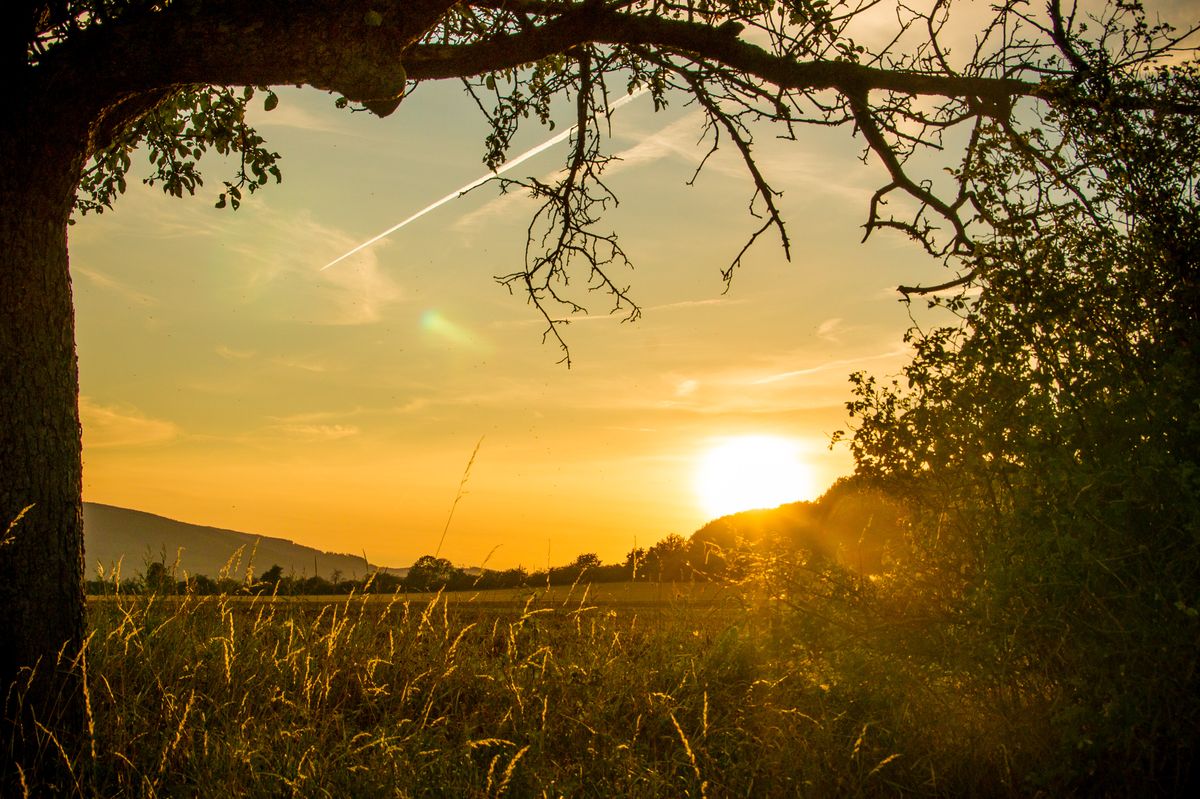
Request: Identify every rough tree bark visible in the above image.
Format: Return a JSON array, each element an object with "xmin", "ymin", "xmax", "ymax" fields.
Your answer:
[
  {"xmin": 0, "ymin": 2, "xmax": 459, "ymax": 784},
  {"xmin": 0, "ymin": 116, "xmax": 90, "ymax": 785}
]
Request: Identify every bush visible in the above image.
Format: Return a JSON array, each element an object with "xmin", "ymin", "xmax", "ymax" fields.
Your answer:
[{"xmin": 836, "ymin": 55, "xmax": 1200, "ymax": 792}]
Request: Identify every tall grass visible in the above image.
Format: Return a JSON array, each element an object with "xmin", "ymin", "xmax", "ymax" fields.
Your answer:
[
  {"xmin": 7, "ymin": 580, "xmax": 1062, "ymax": 797},
  {"xmin": 11, "ymin": 495, "xmax": 1047, "ymax": 796}
]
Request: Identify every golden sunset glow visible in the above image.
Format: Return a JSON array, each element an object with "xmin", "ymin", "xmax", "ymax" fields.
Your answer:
[
  {"xmin": 694, "ymin": 435, "xmax": 815, "ymax": 519},
  {"xmin": 71, "ymin": 84, "xmax": 935, "ymax": 570}
]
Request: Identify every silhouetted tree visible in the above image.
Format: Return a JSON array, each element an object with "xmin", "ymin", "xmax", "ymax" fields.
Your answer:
[
  {"xmin": 297, "ymin": 575, "xmax": 335, "ymax": 596},
  {"xmin": 364, "ymin": 571, "xmax": 403, "ymax": 594},
  {"xmin": 142, "ymin": 561, "xmax": 174, "ymax": 594},
  {"xmin": 259, "ymin": 564, "xmax": 284, "ymax": 586},
  {"xmin": 405, "ymin": 555, "xmax": 457, "ymax": 592},
  {"xmin": 2, "ymin": 0, "xmax": 1195, "ymax": 786},
  {"xmin": 645, "ymin": 535, "xmax": 691, "ymax": 582},
  {"xmin": 839, "ymin": 52, "xmax": 1200, "ymax": 788},
  {"xmin": 572, "ymin": 553, "xmax": 602, "ymax": 570},
  {"xmin": 184, "ymin": 574, "xmax": 218, "ymax": 595},
  {"xmin": 475, "ymin": 566, "xmax": 529, "ymax": 590}
]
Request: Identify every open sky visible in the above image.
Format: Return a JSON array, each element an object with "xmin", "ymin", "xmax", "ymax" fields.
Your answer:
[{"xmin": 72, "ymin": 57, "xmax": 958, "ymax": 573}]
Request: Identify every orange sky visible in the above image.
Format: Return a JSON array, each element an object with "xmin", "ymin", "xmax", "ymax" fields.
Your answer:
[{"xmin": 72, "ymin": 71, "xmax": 948, "ymax": 571}]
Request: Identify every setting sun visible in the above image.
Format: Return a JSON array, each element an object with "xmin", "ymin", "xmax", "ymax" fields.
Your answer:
[{"xmin": 694, "ymin": 435, "xmax": 816, "ymax": 519}]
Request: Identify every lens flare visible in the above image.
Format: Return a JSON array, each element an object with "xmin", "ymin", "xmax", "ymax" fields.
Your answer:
[{"xmin": 420, "ymin": 309, "xmax": 480, "ymax": 349}]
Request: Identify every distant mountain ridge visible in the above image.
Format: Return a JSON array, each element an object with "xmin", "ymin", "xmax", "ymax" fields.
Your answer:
[{"xmin": 83, "ymin": 503, "xmax": 374, "ymax": 581}]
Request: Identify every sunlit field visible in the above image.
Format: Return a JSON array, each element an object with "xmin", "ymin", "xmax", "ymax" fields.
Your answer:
[
  {"xmin": 77, "ymin": 586, "xmax": 823, "ymax": 797},
  {"xmin": 3, "ymin": 581, "xmax": 1031, "ymax": 797},
  {"xmin": 87, "ymin": 581, "xmax": 734, "ymax": 608}
]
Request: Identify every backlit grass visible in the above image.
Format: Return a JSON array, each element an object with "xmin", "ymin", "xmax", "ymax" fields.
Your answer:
[{"xmin": 12, "ymin": 583, "xmax": 1049, "ymax": 797}]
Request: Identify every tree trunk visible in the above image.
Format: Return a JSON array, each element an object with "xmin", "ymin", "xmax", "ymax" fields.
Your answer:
[{"xmin": 0, "ymin": 121, "xmax": 88, "ymax": 790}]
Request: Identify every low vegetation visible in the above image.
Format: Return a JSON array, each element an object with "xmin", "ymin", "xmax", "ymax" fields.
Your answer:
[{"xmin": 6, "ymin": 578, "xmax": 1062, "ymax": 797}]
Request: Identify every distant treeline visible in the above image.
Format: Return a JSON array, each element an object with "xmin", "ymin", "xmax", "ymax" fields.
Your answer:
[
  {"xmin": 86, "ymin": 481, "xmax": 903, "ymax": 596},
  {"xmin": 86, "ymin": 536, "xmax": 711, "ymax": 596}
]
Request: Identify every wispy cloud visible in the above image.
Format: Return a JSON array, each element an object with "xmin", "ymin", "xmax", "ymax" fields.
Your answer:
[
  {"xmin": 267, "ymin": 400, "xmax": 430, "ymax": 427},
  {"xmin": 488, "ymin": 296, "xmax": 742, "ymax": 330},
  {"xmin": 81, "ymin": 397, "xmax": 179, "ymax": 449},
  {"xmin": 752, "ymin": 347, "xmax": 908, "ymax": 385},
  {"xmin": 224, "ymin": 207, "xmax": 405, "ymax": 326},
  {"xmin": 252, "ymin": 103, "xmax": 351, "ymax": 136},
  {"xmin": 610, "ymin": 109, "xmax": 873, "ymax": 206},
  {"xmin": 71, "ymin": 182, "xmax": 229, "ymax": 241},
  {"xmin": 72, "ymin": 264, "xmax": 158, "ymax": 306},
  {"xmin": 216, "ymin": 345, "xmax": 255, "ymax": 360},
  {"xmin": 75, "ymin": 181, "xmax": 404, "ymax": 327},
  {"xmin": 274, "ymin": 423, "xmax": 359, "ymax": 441},
  {"xmin": 648, "ymin": 297, "xmax": 746, "ymax": 312},
  {"xmin": 675, "ymin": 379, "xmax": 699, "ymax": 397},
  {"xmin": 452, "ymin": 103, "xmax": 871, "ymax": 238},
  {"xmin": 816, "ymin": 317, "xmax": 844, "ymax": 342},
  {"xmin": 487, "ymin": 309, "xmax": 632, "ymax": 329},
  {"xmin": 451, "ymin": 186, "xmax": 538, "ymax": 233},
  {"xmin": 271, "ymin": 355, "xmax": 335, "ymax": 373},
  {"xmin": 270, "ymin": 409, "xmax": 353, "ymax": 425},
  {"xmin": 452, "ymin": 108, "xmax": 704, "ymax": 235},
  {"xmin": 324, "ymin": 91, "xmax": 648, "ymax": 266},
  {"xmin": 607, "ymin": 112, "xmax": 715, "ymax": 175},
  {"xmin": 393, "ymin": 398, "xmax": 430, "ymax": 414}
]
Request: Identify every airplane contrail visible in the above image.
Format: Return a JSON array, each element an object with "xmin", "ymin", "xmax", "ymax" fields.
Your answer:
[{"xmin": 321, "ymin": 90, "xmax": 647, "ymax": 271}]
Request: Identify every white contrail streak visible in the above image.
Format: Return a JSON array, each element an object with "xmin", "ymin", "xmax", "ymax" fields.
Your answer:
[{"xmin": 320, "ymin": 90, "xmax": 647, "ymax": 272}]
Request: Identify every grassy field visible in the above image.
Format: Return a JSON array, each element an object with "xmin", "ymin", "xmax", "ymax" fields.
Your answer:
[
  {"xmin": 86, "ymin": 581, "xmax": 737, "ymax": 608},
  {"xmin": 360, "ymin": 580, "xmax": 735, "ymax": 607},
  {"xmin": 10, "ymin": 582, "xmax": 1050, "ymax": 796}
]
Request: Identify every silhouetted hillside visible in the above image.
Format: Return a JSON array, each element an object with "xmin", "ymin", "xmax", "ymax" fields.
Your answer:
[
  {"xmin": 83, "ymin": 503, "xmax": 372, "ymax": 581},
  {"xmin": 691, "ymin": 480, "xmax": 905, "ymax": 574}
]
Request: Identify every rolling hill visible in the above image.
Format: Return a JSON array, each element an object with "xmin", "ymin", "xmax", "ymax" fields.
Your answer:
[
  {"xmin": 83, "ymin": 502, "xmax": 374, "ymax": 582},
  {"xmin": 689, "ymin": 480, "xmax": 906, "ymax": 575}
]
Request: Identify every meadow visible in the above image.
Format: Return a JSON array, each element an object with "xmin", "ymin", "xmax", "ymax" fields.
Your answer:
[{"xmin": 2, "ymin": 577, "xmax": 1058, "ymax": 798}]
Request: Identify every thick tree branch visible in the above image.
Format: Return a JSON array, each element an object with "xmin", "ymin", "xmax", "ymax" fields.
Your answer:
[
  {"xmin": 37, "ymin": 0, "xmax": 459, "ymax": 145},
  {"xmin": 32, "ymin": 0, "xmax": 1196, "ymax": 167},
  {"xmin": 407, "ymin": 8, "xmax": 1041, "ymax": 102},
  {"xmin": 42, "ymin": 1, "xmax": 1045, "ymax": 130}
]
